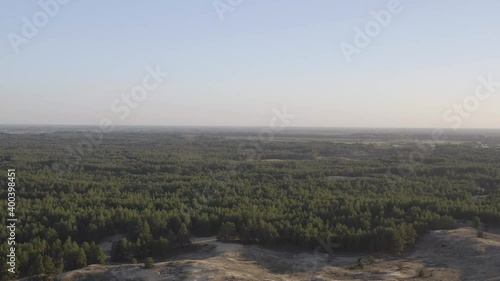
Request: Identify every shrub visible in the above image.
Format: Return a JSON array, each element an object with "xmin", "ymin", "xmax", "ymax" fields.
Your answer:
[
  {"xmin": 357, "ymin": 258, "xmax": 365, "ymax": 269},
  {"xmin": 144, "ymin": 257, "xmax": 154, "ymax": 269},
  {"xmin": 417, "ymin": 268, "xmax": 425, "ymax": 277},
  {"xmin": 368, "ymin": 256, "xmax": 375, "ymax": 265}
]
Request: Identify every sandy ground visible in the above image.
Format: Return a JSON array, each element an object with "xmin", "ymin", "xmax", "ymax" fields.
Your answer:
[{"xmin": 46, "ymin": 227, "xmax": 500, "ymax": 281}]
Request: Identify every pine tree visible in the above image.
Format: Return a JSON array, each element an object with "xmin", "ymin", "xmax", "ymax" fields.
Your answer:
[
  {"xmin": 144, "ymin": 257, "xmax": 154, "ymax": 269},
  {"xmin": 473, "ymin": 216, "xmax": 481, "ymax": 229},
  {"xmin": 94, "ymin": 245, "xmax": 106, "ymax": 264},
  {"xmin": 217, "ymin": 222, "xmax": 236, "ymax": 242},
  {"xmin": 194, "ymin": 214, "xmax": 211, "ymax": 236},
  {"xmin": 151, "ymin": 237, "xmax": 170, "ymax": 256},
  {"xmin": 111, "ymin": 238, "xmax": 130, "ymax": 262},
  {"xmin": 43, "ymin": 256, "xmax": 55, "ymax": 275},
  {"xmin": 240, "ymin": 223, "xmax": 252, "ymax": 243},
  {"xmin": 32, "ymin": 255, "xmax": 45, "ymax": 276},
  {"xmin": 85, "ymin": 242, "xmax": 106, "ymax": 265},
  {"xmin": 166, "ymin": 229, "xmax": 176, "ymax": 245},
  {"xmin": 76, "ymin": 248, "xmax": 87, "ymax": 268},
  {"xmin": 177, "ymin": 223, "xmax": 190, "ymax": 247}
]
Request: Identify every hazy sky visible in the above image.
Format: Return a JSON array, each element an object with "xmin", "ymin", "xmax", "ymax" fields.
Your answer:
[{"xmin": 1, "ymin": 0, "xmax": 500, "ymax": 128}]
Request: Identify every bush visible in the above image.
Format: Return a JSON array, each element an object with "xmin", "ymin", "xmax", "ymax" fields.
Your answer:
[
  {"xmin": 368, "ymin": 256, "xmax": 375, "ymax": 265},
  {"xmin": 348, "ymin": 264, "xmax": 357, "ymax": 270},
  {"xmin": 417, "ymin": 268, "xmax": 425, "ymax": 277},
  {"xmin": 472, "ymin": 216, "xmax": 481, "ymax": 229},
  {"xmin": 357, "ymin": 258, "xmax": 365, "ymax": 269},
  {"xmin": 144, "ymin": 257, "xmax": 154, "ymax": 269}
]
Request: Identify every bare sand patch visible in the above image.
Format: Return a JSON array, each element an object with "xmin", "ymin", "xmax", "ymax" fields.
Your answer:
[{"xmin": 48, "ymin": 227, "xmax": 500, "ymax": 281}]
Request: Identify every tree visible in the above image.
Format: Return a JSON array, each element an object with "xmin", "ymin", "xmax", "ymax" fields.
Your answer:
[
  {"xmin": 151, "ymin": 237, "xmax": 170, "ymax": 256},
  {"xmin": 137, "ymin": 221, "xmax": 153, "ymax": 243},
  {"xmin": 95, "ymin": 246, "xmax": 106, "ymax": 264},
  {"xmin": 6, "ymin": 132, "xmax": 500, "ymax": 277},
  {"xmin": 401, "ymin": 224, "xmax": 417, "ymax": 246},
  {"xmin": 63, "ymin": 238, "xmax": 85, "ymax": 270},
  {"xmin": 388, "ymin": 228, "xmax": 405, "ymax": 254},
  {"xmin": 32, "ymin": 255, "xmax": 45, "ymax": 276},
  {"xmin": 477, "ymin": 225, "xmax": 484, "ymax": 238},
  {"xmin": 111, "ymin": 238, "xmax": 131, "ymax": 262},
  {"xmin": 53, "ymin": 258, "xmax": 64, "ymax": 275},
  {"xmin": 194, "ymin": 214, "xmax": 211, "ymax": 236},
  {"xmin": 85, "ymin": 242, "xmax": 106, "ymax": 265},
  {"xmin": 76, "ymin": 248, "xmax": 87, "ymax": 268},
  {"xmin": 217, "ymin": 222, "xmax": 236, "ymax": 242},
  {"xmin": 43, "ymin": 256, "xmax": 55, "ymax": 276},
  {"xmin": 144, "ymin": 257, "xmax": 154, "ymax": 269},
  {"xmin": 177, "ymin": 223, "xmax": 190, "ymax": 247},
  {"xmin": 257, "ymin": 221, "xmax": 278, "ymax": 245},
  {"xmin": 0, "ymin": 257, "xmax": 11, "ymax": 281},
  {"xmin": 166, "ymin": 229, "xmax": 176, "ymax": 245},
  {"xmin": 473, "ymin": 216, "xmax": 484, "ymax": 238},
  {"xmin": 473, "ymin": 216, "xmax": 481, "ymax": 229}
]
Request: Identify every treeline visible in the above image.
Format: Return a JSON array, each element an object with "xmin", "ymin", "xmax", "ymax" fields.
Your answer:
[
  {"xmin": 0, "ymin": 132, "xmax": 499, "ymax": 279},
  {"xmin": 0, "ymin": 237, "xmax": 104, "ymax": 279}
]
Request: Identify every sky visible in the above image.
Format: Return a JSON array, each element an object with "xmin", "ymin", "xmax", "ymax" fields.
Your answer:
[{"xmin": 1, "ymin": 0, "xmax": 500, "ymax": 128}]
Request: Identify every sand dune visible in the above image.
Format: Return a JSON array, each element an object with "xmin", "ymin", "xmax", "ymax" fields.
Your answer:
[{"xmin": 49, "ymin": 227, "xmax": 500, "ymax": 281}]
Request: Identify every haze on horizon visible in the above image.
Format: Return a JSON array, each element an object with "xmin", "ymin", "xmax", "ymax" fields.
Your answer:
[{"xmin": 1, "ymin": 0, "xmax": 500, "ymax": 129}]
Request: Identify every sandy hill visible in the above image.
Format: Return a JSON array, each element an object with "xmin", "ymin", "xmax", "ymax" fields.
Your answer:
[{"xmin": 35, "ymin": 227, "xmax": 500, "ymax": 281}]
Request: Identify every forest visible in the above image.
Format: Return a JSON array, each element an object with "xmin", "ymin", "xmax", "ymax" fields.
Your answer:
[{"xmin": 0, "ymin": 128, "xmax": 499, "ymax": 280}]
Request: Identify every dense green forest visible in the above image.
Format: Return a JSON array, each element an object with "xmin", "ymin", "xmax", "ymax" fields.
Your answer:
[{"xmin": 0, "ymin": 129, "xmax": 499, "ymax": 280}]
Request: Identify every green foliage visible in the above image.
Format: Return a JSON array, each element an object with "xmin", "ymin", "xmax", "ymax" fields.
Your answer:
[
  {"xmin": 111, "ymin": 238, "xmax": 131, "ymax": 262},
  {"xmin": 477, "ymin": 227, "xmax": 484, "ymax": 238},
  {"xmin": 193, "ymin": 214, "xmax": 212, "ymax": 236},
  {"xmin": 368, "ymin": 256, "xmax": 375, "ymax": 265},
  {"xmin": 42, "ymin": 256, "xmax": 55, "ymax": 276},
  {"xmin": 32, "ymin": 255, "xmax": 45, "ymax": 276},
  {"xmin": 84, "ymin": 242, "xmax": 105, "ymax": 265},
  {"xmin": 177, "ymin": 223, "xmax": 190, "ymax": 247},
  {"xmin": 357, "ymin": 258, "xmax": 365, "ymax": 269},
  {"xmin": 473, "ymin": 216, "xmax": 485, "ymax": 238},
  {"xmin": 144, "ymin": 257, "xmax": 154, "ymax": 269},
  {"xmin": 473, "ymin": 216, "xmax": 481, "ymax": 229},
  {"xmin": 217, "ymin": 222, "xmax": 236, "ymax": 242},
  {"xmin": 1, "ymin": 131, "xmax": 500, "ymax": 278}
]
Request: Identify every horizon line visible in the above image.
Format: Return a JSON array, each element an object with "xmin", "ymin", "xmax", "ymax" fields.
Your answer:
[{"xmin": 1, "ymin": 123, "xmax": 500, "ymax": 130}]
